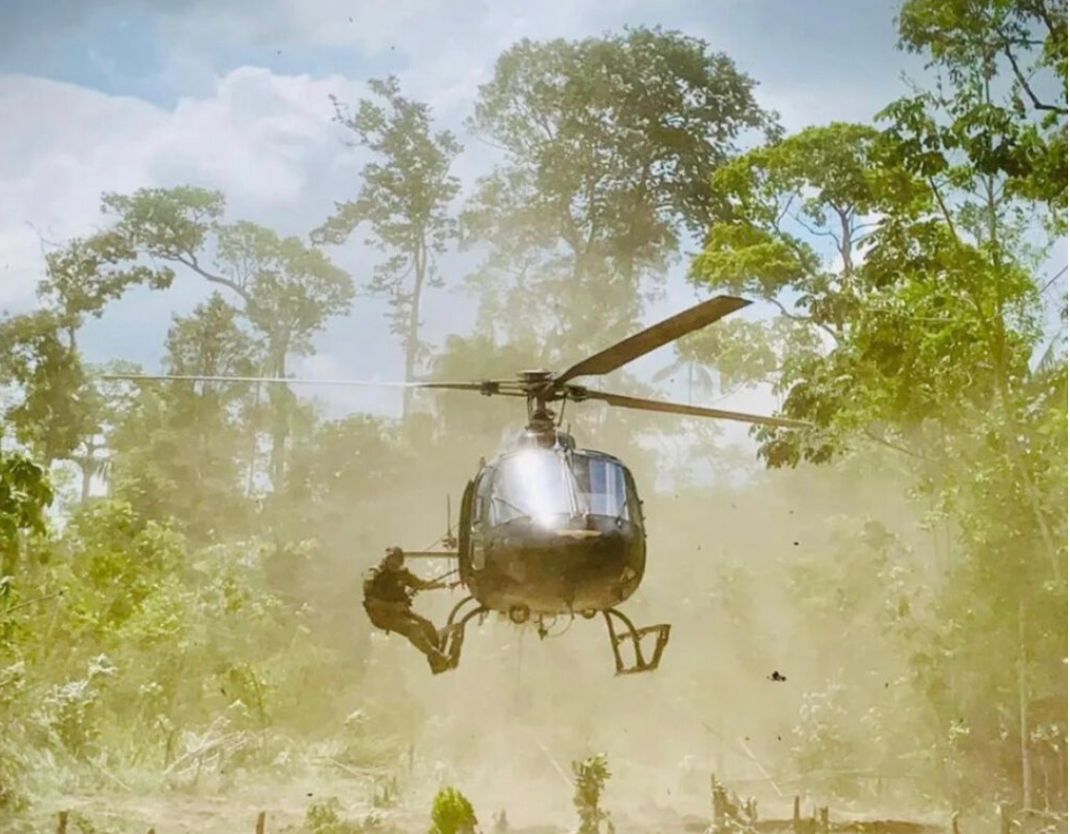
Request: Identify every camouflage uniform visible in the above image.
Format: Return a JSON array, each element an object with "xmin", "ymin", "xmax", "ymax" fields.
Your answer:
[{"xmin": 363, "ymin": 549, "xmax": 449, "ymax": 672}]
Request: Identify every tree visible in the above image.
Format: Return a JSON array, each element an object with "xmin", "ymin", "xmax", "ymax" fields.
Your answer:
[
  {"xmin": 0, "ymin": 233, "xmax": 172, "ymax": 491},
  {"xmin": 272, "ymin": 413, "xmax": 409, "ymax": 545},
  {"xmin": 429, "ymin": 787, "xmax": 478, "ymax": 834},
  {"xmin": 0, "ymin": 311, "xmax": 94, "ymax": 467},
  {"xmin": 893, "ymin": 0, "xmax": 1067, "ymax": 214},
  {"xmin": 651, "ymin": 332, "xmax": 717, "ymax": 412},
  {"xmin": 572, "ymin": 754, "xmax": 611, "ymax": 834},
  {"xmin": 108, "ymin": 295, "xmax": 258, "ymax": 540},
  {"xmin": 102, "ymin": 188, "xmax": 353, "ymax": 485},
  {"xmin": 0, "ymin": 452, "xmax": 52, "ymax": 579},
  {"xmin": 690, "ymin": 4, "xmax": 1066, "ymax": 803},
  {"xmin": 38, "ymin": 230, "xmax": 175, "ymax": 348},
  {"xmin": 463, "ymin": 27, "xmax": 776, "ymax": 359},
  {"xmin": 689, "ymin": 121, "xmax": 1039, "ymax": 463},
  {"xmin": 315, "ymin": 76, "xmax": 462, "ymax": 418}
]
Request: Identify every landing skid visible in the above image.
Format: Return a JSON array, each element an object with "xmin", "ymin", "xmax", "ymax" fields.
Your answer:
[
  {"xmin": 435, "ymin": 595, "xmax": 487, "ymax": 674},
  {"xmin": 602, "ymin": 608, "xmax": 671, "ymax": 675},
  {"xmin": 425, "ymin": 596, "xmax": 670, "ymax": 676}
]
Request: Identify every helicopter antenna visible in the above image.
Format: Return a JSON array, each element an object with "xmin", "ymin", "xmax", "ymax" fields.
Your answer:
[{"xmin": 446, "ymin": 494, "xmax": 454, "ymax": 543}]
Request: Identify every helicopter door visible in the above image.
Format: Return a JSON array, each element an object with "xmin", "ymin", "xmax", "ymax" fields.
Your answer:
[
  {"xmin": 469, "ymin": 469, "xmax": 494, "ymax": 570},
  {"xmin": 458, "ymin": 479, "xmax": 476, "ymax": 585}
]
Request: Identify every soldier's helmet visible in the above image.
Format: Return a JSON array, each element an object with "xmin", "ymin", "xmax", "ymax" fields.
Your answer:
[{"xmin": 384, "ymin": 546, "xmax": 404, "ymax": 568}]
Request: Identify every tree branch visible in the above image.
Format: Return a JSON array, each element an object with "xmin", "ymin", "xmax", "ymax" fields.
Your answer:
[
  {"xmin": 863, "ymin": 429, "xmax": 933, "ymax": 462},
  {"xmin": 1002, "ymin": 45, "xmax": 1068, "ymax": 114},
  {"xmin": 928, "ymin": 177, "xmax": 960, "ymax": 240},
  {"xmin": 175, "ymin": 254, "xmax": 254, "ymax": 308},
  {"xmin": 768, "ymin": 297, "xmax": 840, "ymax": 345}
]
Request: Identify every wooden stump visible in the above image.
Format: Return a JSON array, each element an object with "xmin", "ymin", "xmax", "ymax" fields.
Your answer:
[
  {"xmin": 256, "ymin": 810, "xmax": 266, "ymax": 834},
  {"xmin": 712, "ymin": 774, "xmax": 726, "ymax": 832},
  {"xmin": 56, "ymin": 811, "xmax": 68, "ymax": 834}
]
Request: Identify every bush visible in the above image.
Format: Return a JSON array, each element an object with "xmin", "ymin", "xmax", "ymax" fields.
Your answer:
[
  {"xmin": 572, "ymin": 754, "xmax": 611, "ymax": 834},
  {"xmin": 429, "ymin": 787, "xmax": 478, "ymax": 834}
]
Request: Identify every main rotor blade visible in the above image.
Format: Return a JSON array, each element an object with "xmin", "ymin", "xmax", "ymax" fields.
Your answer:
[
  {"xmin": 579, "ymin": 389, "xmax": 811, "ymax": 429},
  {"xmin": 554, "ymin": 295, "xmax": 749, "ymax": 385},
  {"xmin": 97, "ymin": 373, "xmax": 500, "ymax": 393}
]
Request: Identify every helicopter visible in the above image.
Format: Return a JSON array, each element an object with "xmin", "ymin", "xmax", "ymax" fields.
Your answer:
[{"xmin": 104, "ymin": 295, "xmax": 808, "ymax": 675}]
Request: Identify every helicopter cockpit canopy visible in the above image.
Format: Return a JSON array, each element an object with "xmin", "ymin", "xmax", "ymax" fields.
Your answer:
[{"xmin": 485, "ymin": 448, "xmax": 636, "ymax": 528}]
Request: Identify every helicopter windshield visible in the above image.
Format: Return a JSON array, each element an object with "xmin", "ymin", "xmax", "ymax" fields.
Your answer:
[
  {"xmin": 571, "ymin": 453, "xmax": 632, "ymax": 520},
  {"xmin": 489, "ymin": 449, "xmax": 577, "ymax": 527},
  {"xmin": 488, "ymin": 449, "xmax": 633, "ymax": 526}
]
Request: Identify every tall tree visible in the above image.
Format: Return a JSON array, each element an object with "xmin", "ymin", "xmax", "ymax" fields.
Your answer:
[
  {"xmin": 315, "ymin": 76, "xmax": 462, "ymax": 418},
  {"xmin": 108, "ymin": 295, "xmax": 258, "ymax": 539},
  {"xmin": 101, "ymin": 188, "xmax": 353, "ymax": 485},
  {"xmin": 893, "ymin": 0, "xmax": 1067, "ymax": 214},
  {"xmin": 690, "ymin": 7, "xmax": 1066, "ymax": 801},
  {"xmin": 881, "ymin": 0, "xmax": 1067, "ymax": 808},
  {"xmin": 463, "ymin": 26, "xmax": 776, "ymax": 359},
  {"xmin": 0, "ymin": 233, "xmax": 172, "ymax": 494}
]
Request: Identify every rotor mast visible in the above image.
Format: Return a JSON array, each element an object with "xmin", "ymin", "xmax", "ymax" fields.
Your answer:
[{"xmin": 518, "ymin": 370, "xmax": 570, "ymax": 448}]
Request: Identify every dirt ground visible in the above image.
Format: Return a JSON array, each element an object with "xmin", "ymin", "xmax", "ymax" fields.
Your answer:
[{"xmin": 6, "ymin": 784, "xmax": 954, "ymax": 834}]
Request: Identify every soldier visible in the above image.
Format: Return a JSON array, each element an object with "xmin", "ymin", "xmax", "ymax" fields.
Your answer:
[{"xmin": 363, "ymin": 547, "xmax": 451, "ymax": 673}]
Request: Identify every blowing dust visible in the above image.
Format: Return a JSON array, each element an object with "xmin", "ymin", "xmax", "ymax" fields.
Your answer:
[{"xmin": 349, "ymin": 410, "xmax": 937, "ymax": 830}]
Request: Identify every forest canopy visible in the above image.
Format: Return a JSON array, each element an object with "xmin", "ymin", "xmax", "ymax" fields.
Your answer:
[{"xmin": 0, "ymin": 2, "xmax": 1065, "ymax": 829}]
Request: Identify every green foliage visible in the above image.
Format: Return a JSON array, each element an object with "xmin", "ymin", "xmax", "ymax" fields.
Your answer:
[
  {"xmin": 107, "ymin": 296, "xmax": 258, "ymax": 539},
  {"xmin": 0, "ymin": 451, "xmax": 52, "ymax": 578},
  {"xmin": 0, "ymin": 453, "xmax": 52, "ymax": 548},
  {"xmin": 39, "ymin": 231, "xmax": 174, "ymax": 321},
  {"xmin": 34, "ymin": 654, "xmax": 117, "ymax": 758},
  {"xmin": 429, "ymin": 787, "xmax": 478, "ymax": 834},
  {"xmin": 0, "ymin": 311, "xmax": 95, "ymax": 464},
  {"xmin": 102, "ymin": 186, "xmax": 353, "ymax": 485},
  {"xmin": 303, "ymin": 797, "xmax": 365, "ymax": 834},
  {"xmin": 572, "ymin": 754, "xmax": 611, "ymax": 834},
  {"xmin": 316, "ymin": 76, "xmax": 461, "ymax": 412},
  {"xmin": 689, "ymin": 1, "xmax": 1066, "ymax": 807},
  {"xmin": 691, "ymin": 118, "xmax": 1046, "ymax": 466},
  {"xmin": 464, "ymin": 26, "xmax": 775, "ymax": 355},
  {"xmin": 892, "ymin": 0, "xmax": 1067, "ymax": 215}
]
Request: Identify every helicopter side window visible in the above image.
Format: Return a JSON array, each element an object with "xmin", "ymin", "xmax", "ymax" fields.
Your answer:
[
  {"xmin": 489, "ymin": 449, "xmax": 576, "ymax": 526},
  {"xmin": 474, "ymin": 468, "xmax": 495, "ymax": 524},
  {"xmin": 572, "ymin": 454, "xmax": 632, "ymax": 520}
]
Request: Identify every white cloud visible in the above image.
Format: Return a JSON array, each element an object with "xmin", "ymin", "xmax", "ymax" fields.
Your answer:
[{"xmin": 0, "ymin": 68, "xmax": 367, "ymax": 308}]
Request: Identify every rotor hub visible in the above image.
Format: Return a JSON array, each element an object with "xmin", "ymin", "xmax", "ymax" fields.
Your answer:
[{"xmin": 518, "ymin": 369, "xmax": 553, "ymax": 388}]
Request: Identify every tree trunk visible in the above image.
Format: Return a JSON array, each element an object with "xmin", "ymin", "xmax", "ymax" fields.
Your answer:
[
  {"xmin": 1018, "ymin": 597, "xmax": 1032, "ymax": 809},
  {"xmin": 0, "ymin": 540, "xmax": 17, "ymax": 581},
  {"xmin": 245, "ymin": 382, "xmax": 260, "ymax": 496},
  {"xmin": 267, "ymin": 337, "xmax": 291, "ymax": 489},
  {"xmin": 79, "ymin": 451, "xmax": 93, "ymax": 503},
  {"xmin": 402, "ymin": 239, "xmax": 427, "ymax": 421}
]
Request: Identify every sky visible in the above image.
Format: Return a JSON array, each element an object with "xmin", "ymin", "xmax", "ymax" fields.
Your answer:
[{"xmin": 0, "ymin": 0, "xmax": 928, "ymax": 435}]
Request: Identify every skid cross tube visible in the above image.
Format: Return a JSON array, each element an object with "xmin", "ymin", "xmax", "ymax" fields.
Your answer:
[
  {"xmin": 602, "ymin": 608, "xmax": 671, "ymax": 675},
  {"xmin": 444, "ymin": 595, "xmax": 480, "ymax": 630},
  {"xmin": 436, "ymin": 597, "xmax": 488, "ymax": 672}
]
